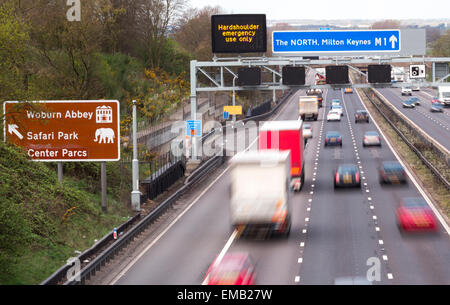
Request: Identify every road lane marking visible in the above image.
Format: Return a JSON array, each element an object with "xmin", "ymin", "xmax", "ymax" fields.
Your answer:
[{"xmin": 354, "ymin": 86, "xmax": 450, "ymax": 235}]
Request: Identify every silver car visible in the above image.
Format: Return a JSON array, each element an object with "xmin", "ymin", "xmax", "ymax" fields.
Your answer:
[
  {"xmin": 363, "ymin": 131, "xmax": 381, "ymax": 147},
  {"xmin": 303, "ymin": 124, "xmax": 313, "ymax": 139}
]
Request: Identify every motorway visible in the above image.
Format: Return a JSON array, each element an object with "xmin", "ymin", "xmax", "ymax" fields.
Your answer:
[
  {"xmin": 377, "ymin": 87, "xmax": 450, "ymax": 151},
  {"xmin": 111, "ymin": 81, "xmax": 450, "ymax": 285}
]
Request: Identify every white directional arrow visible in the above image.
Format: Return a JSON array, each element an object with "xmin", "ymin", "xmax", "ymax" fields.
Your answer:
[
  {"xmin": 8, "ymin": 124, "xmax": 23, "ymax": 140},
  {"xmin": 389, "ymin": 35, "xmax": 398, "ymax": 49}
]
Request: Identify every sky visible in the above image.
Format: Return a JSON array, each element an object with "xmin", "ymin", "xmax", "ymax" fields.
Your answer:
[{"xmin": 187, "ymin": 0, "xmax": 450, "ymax": 21}]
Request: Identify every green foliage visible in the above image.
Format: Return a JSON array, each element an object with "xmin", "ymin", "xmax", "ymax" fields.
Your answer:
[
  {"xmin": 0, "ymin": 142, "xmax": 131, "ymax": 284},
  {"xmin": 432, "ymin": 30, "xmax": 450, "ymax": 57},
  {"xmin": 0, "ymin": 1, "xmax": 31, "ymax": 101},
  {"xmin": 158, "ymin": 39, "xmax": 193, "ymax": 75}
]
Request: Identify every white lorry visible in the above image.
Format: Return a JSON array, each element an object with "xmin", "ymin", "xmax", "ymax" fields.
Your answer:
[
  {"xmin": 437, "ymin": 86, "xmax": 450, "ymax": 107},
  {"xmin": 229, "ymin": 150, "xmax": 291, "ymax": 237},
  {"xmin": 299, "ymin": 96, "xmax": 319, "ymax": 121}
]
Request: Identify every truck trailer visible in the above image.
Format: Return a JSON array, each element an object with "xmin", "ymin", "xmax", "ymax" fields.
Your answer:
[
  {"xmin": 258, "ymin": 120, "xmax": 305, "ymax": 191},
  {"xmin": 299, "ymin": 96, "xmax": 319, "ymax": 121},
  {"xmin": 229, "ymin": 150, "xmax": 292, "ymax": 237},
  {"xmin": 306, "ymin": 89, "xmax": 323, "ymax": 108},
  {"xmin": 437, "ymin": 86, "xmax": 450, "ymax": 107}
]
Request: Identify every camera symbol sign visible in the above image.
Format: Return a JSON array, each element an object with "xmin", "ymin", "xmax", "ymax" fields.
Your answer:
[{"xmin": 410, "ymin": 64, "xmax": 426, "ymax": 79}]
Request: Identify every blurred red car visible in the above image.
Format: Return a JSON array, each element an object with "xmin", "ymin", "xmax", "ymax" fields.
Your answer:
[
  {"xmin": 397, "ymin": 198, "xmax": 438, "ymax": 232},
  {"xmin": 204, "ymin": 252, "xmax": 255, "ymax": 285},
  {"xmin": 431, "ymin": 97, "xmax": 440, "ymax": 105}
]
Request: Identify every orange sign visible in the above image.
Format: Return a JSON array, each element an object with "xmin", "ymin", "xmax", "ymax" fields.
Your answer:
[{"xmin": 3, "ymin": 101, "xmax": 120, "ymax": 161}]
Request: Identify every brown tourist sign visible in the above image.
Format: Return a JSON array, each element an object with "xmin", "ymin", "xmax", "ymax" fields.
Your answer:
[{"xmin": 3, "ymin": 101, "xmax": 120, "ymax": 161}]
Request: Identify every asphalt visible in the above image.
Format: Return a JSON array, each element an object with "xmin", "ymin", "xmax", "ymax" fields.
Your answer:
[
  {"xmin": 114, "ymin": 82, "xmax": 450, "ymax": 285},
  {"xmin": 377, "ymin": 87, "xmax": 450, "ymax": 151}
]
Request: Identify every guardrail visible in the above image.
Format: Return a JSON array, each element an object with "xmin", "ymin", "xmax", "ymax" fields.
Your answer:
[
  {"xmin": 41, "ymin": 89, "xmax": 295, "ymax": 285},
  {"xmin": 40, "ymin": 212, "xmax": 141, "ymax": 285},
  {"xmin": 361, "ymin": 88, "xmax": 450, "ymax": 190}
]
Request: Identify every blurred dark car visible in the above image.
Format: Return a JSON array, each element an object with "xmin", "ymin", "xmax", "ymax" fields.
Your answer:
[
  {"xmin": 325, "ymin": 131, "xmax": 342, "ymax": 147},
  {"xmin": 378, "ymin": 161, "xmax": 407, "ymax": 184},
  {"xmin": 397, "ymin": 198, "xmax": 438, "ymax": 233},
  {"xmin": 355, "ymin": 110, "xmax": 369, "ymax": 123},
  {"xmin": 334, "ymin": 164, "xmax": 361, "ymax": 188},
  {"xmin": 204, "ymin": 252, "xmax": 256, "ymax": 285}
]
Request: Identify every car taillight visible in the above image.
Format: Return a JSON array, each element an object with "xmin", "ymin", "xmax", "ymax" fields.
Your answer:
[
  {"xmin": 364, "ymin": 136, "xmax": 367, "ymax": 141},
  {"xmin": 335, "ymin": 172, "xmax": 339, "ymax": 183},
  {"xmin": 377, "ymin": 137, "xmax": 380, "ymax": 142},
  {"xmin": 325, "ymin": 138, "xmax": 328, "ymax": 143},
  {"xmin": 355, "ymin": 172, "xmax": 360, "ymax": 183},
  {"xmin": 338, "ymin": 137, "xmax": 342, "ymax": 143}
]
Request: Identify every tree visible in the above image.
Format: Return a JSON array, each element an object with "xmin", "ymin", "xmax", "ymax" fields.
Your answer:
[
  {"xmin": 0, "ymin": 0, "xmax": 31, "ymax": 101},
  {"xmin": 432, "ymin": 29, "xmax": 450, "ymax": 57},
  {"xmin": 426, "ymin": 27, "xmax": 442, "ymax": 46},
  {"xmin": 266, "ymin": 23, "xmax": 294, "ymax": 57},
  {"xmin": 371, "ymin": 20, "xmax": 402, "ymax": 29},
  {"xmin": 17, "ymin": 0, "xmax": 116, "ymax": 99},
  {"xmin": 173, "ymin": 6, "xmax": 221, "ymax": 61},
  {"xmin": 135, "ymin": 0, "xmax": 186, "ymax": 68}
]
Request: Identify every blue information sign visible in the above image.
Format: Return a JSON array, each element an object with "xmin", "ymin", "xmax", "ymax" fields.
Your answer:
[
  {"xmin": 186, "ymin": 120, "xmax": 202, "ymax": 137},
  {"xmin": 272, "ymin": 30, "xmax": 400, "ymax": 54},
  {"xmin": 223, "ymin": 111, "xmax": 229, "ymax": 120}
]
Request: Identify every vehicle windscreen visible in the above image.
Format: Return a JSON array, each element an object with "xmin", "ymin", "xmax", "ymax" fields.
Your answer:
[
  {"xmin": 327, "ymin": 133, "xmax": 339, "ymax": 138},
  {"xmin": 403, "ymin": 198, "xmax": 428, "ymax": 209},
  {"xmin": 383, "ymin": 162, "xmax": 403, "ymax": 172},
  {"xmin": 338, "ymin": 166, "xmax": 356, "ymax": 174}
]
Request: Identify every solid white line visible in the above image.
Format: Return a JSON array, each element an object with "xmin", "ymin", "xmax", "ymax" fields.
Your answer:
[
  {"xmin": 110, "ymin": 86, "xmax": 301, "ymax": 284},
  {"xmin": 354, "ymin": 84, "xmax": 450, "ymax": 235},
  {"xmin": 110, "ymin": 162, "xmax": 233, "ymax": 285},
  {"xmin": 202, "ymin": 229, "xmax": 238, "ymax": 285}
]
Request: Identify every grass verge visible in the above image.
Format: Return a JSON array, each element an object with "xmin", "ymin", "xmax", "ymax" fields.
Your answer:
[{"xmin": 0, "ymin": 142, "xmax": 133, "ymax": 284}]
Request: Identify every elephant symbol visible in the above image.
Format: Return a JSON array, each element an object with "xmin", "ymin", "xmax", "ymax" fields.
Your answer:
[{"xmin": 94, "ymin": 128, "xmax": 115, "ymax": 144}]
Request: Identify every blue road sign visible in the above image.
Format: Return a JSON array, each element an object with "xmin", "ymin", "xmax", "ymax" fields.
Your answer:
[
  {"xmin": 186, "ymin": 120, "xmax": 202, "ymax": 137},
  {"xmin": 223, "ymin": 111, "xmax": 229, "ymax": 120},
  {"xmin": 272, "ymin": 30, "xmax": 400, "ymax": 54}
]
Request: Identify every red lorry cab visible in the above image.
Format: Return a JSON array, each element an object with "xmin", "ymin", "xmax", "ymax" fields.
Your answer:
[{"xmin": 258, "ymin": 120, "xmax": 305, "ymax": 191}]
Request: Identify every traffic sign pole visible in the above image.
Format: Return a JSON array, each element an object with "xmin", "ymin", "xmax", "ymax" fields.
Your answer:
[
  {"xmin": 131, "ymin": 100, "xmax": 141, "ymax": 212},
  {"xmin": 101, "ymin": 161, "xmax": 107, "ymax": 213},
  {"xmin": 57, "ymin": 162, "xmax": 63, "ymax": 183}
]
